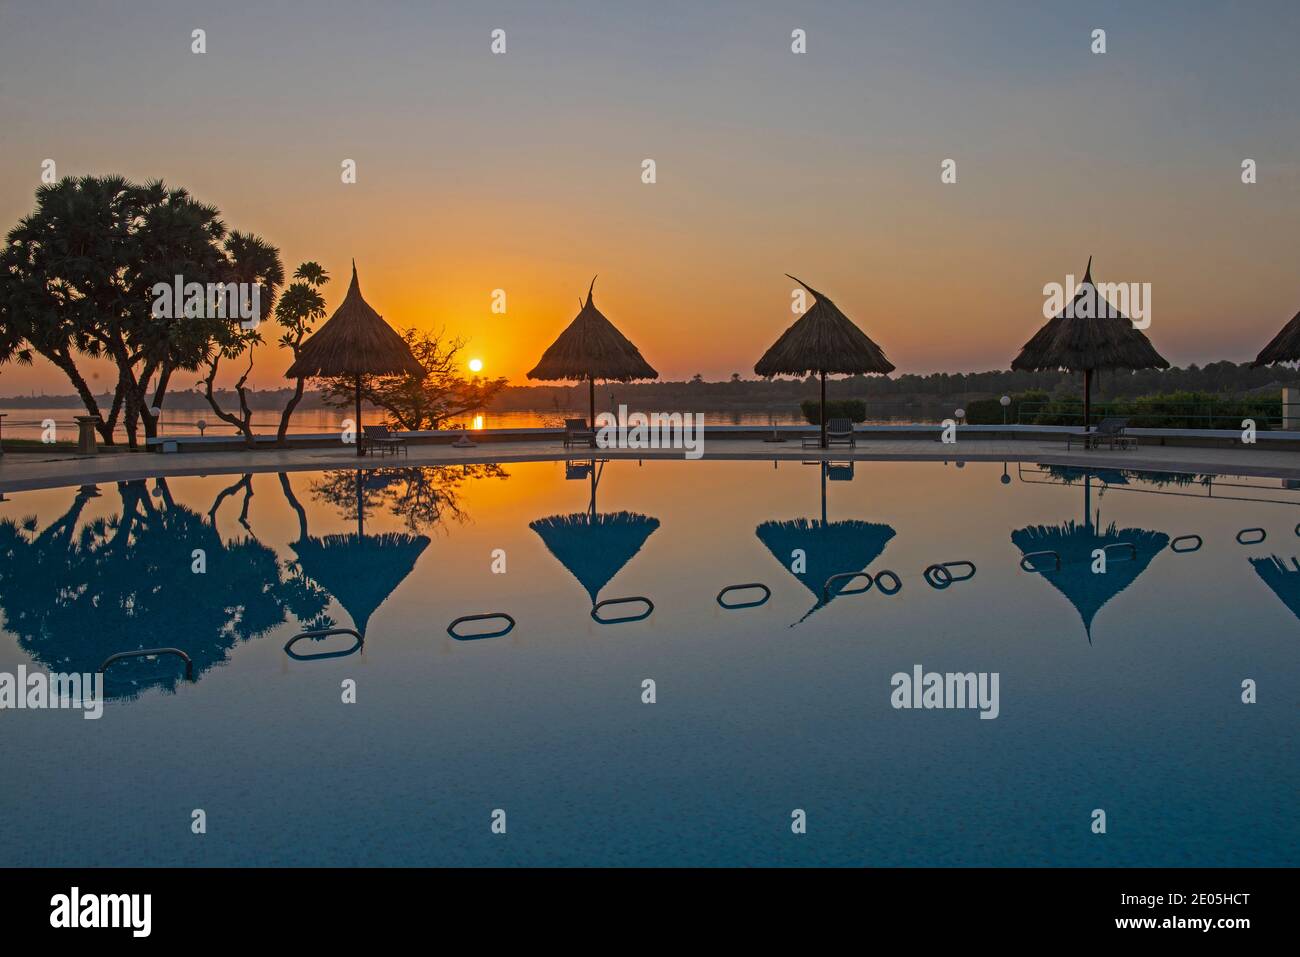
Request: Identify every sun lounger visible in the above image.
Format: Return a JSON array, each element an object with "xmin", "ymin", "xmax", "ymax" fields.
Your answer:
[
  {"xmin": 1066, "ymin": 416, "xmax": 1134, "ymax": 451},
  {"xmin": 363, "ymin": 424, "xmax": 407, "ymax": 456},
  {"xmin": 826, "ymin": 418, "xmax": 856, "ymax": 449},
  {"xmin": 563, "ymin": 418, "xmax": 596, "ymax": 449}
]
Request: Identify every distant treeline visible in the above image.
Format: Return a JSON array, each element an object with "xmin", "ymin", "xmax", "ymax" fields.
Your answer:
[{"xmin": 6, "ymin": 361, "xmax": 1297, "ymax": 411}]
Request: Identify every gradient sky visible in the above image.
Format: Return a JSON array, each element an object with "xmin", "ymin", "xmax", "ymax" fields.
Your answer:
[{"xmin": 2, "ymin": 0, "xmax": 1299, "ymax": 392}]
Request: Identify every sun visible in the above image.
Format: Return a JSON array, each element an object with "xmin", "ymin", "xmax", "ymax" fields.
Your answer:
[{"xmin": 468, "ymin": 358, "xmax": 483, "ymax": 373}]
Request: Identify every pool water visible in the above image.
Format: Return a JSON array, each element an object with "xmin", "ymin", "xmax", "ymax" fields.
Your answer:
[{"xmin": 0, "ymin": 460, "xmax": 1295, "ymax": 866}]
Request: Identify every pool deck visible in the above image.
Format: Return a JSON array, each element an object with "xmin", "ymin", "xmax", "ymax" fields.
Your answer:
[{"xmin": 3, "ymin": 436, "xmax": 1300, "ymax": 492}]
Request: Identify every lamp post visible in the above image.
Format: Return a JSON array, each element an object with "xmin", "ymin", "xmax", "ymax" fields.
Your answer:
[{"xmin": 1000, "ymin": 394, "xmax": 1011, "ymax": 424}]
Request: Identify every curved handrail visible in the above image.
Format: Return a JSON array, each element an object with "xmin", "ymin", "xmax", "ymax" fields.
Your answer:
[
  {"xmin": 285, "ymin": 628, "xmax": 363, "ymax": 661},
  {"xmin": 448, "ymin": 613, "xmax": 516, "ymax": 641},
  {"xmin": 716, "ymin": 583, "xmax": 772, "ymax": 610},
  {"xmin": 1020, "ymin": 550, "xmax": 1061, "ymax": 572},
  {"xmin": 99, "ymin": 648, "xmax": 194, "ymax": 682},
  {"xmin": 821, "ymin": 571, "xmax": 873, "ymax": 603},
  {"xmin": 1170, "ymin": 534, "xmax": 1203, "ymax": 553},
  {"xmin": 1236, "ymin": 527, "xmax": 1267, "ymax": 545},
  {"xmin": 874, "ymin": 570, "xmax": 903, "ymax": 595},
  {"xmin": 591, "ymin": 597, "xmax": 654, "ymax": 625},
  {"xmin": 1102, "ymin": 542, "xmax": 1137, "ymax": 561},
  {"xmin": 924, "ymin": 561, "xmax": 976, "ymax": 589}
]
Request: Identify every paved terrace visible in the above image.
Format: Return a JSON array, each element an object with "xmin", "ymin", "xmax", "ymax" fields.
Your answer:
[{"xmin": 3, "ymin": 425, "xmax": 1300, "ymax": 493}]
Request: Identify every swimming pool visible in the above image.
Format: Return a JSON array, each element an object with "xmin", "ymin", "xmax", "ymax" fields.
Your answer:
[{"xmin": 0, "ymin": 459, "xmax": 1295, "ymax": 866}]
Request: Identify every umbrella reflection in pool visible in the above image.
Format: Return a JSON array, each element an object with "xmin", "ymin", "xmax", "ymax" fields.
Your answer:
[
  {"xmin": 1011, "ymin": 467, "xmax": 1169, "ymax": 643},
  {"xmin": 1249, "ymin": 555, "xmax": 1300, "ymax": 621},
  {"xmin": 284, "ymin": 470, "xmax": 431, "ymax": 636},
  {"xmin": 530, "ymin": 459, "xmax": 660, "ymax": 609},
  {"xmin": 756, "ymin": 461, "xmax": 896, "ymax": 624}
]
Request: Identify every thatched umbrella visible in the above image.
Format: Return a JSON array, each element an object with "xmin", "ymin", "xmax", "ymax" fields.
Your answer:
[
  {"xmin": 1251, "ymin": 307, "xmax": 1300, "ymax": 368},
  {"xmin": 283, "ymin": 470, "xmax": 429, "ymax": 634},
  {"xmin": 1249, "ymin": 555, "xmax": 1300, "ymax": 621},
  {"xmin": 754, "ymin": 275, "xmax": 895, "ymax": 448},
  {"xmin": 285, "ymin": 262, "xmax": 423, "ymax": 457},
  {"xmin": 1011, "ymin": 470, "xmax": 1168, "ymax": 642},
  {"xmin": 1011, "ymin": 257, "xmax": 1168, "ymax": 433},
  {"xmin": 526, "ymin": 277, "xmax": 658, "ymax": 426},
  {"xmin": 755, "ymin": 462, "xmax": 896, "ymax": 623},
  {"xmin": 529, "ymin": 461, "xmax": 659, "ymax": 606}
]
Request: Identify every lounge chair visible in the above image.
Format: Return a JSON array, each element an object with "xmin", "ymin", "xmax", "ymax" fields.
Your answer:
[
  {"xmin": 826, "ymin": 418, "xmax": 856, "ymax": 449},
  {"xmin": 563, "ymin": 418, "xmax": 596, "ymax": 449},
  {"xmin": 1066, "ymin": 416, "xmax": 1134, "ymax": 451},
  {"xmin": 363, "ymin": 424, "xmax": 407, "ymax": 457}
]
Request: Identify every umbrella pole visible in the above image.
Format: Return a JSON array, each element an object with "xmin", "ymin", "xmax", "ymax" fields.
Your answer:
[
  {"xmin": 589, "ymin": 377, "xmax": 596, "ymax": 429},
  {"xmin": 820, "ymin": 371, "xmax": 827, "ymax": 449},
  {"xmin": 355, "ymin": 373, "xmax": 364, "ymax": 458},
  {"xmin": 1083, "ymin": 368, "xmax": 1092, "ymax": 436}
]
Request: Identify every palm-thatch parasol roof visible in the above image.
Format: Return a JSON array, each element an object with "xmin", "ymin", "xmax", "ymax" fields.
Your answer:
[
  {"xmin": 755, "ymin": 275, "xmax": 895, "ymax": 378},
  {"xmin": 1011, "ymin": 259, "xmax": 1168, "ymax": 375},
  {"xmin": 530, "ymin": 511, "xmax": 661, "ymax": 605},
  {"xmin": 1249, "ymin": 555, "xmax": 1300, "ymax": 620},
  {"xmin": 1251, "ymin": 307, "xmax": 1300, "ymax": 368},
  {"xmin": 526, "ymin": 277, "xmax": 657, "ymax": 425},
  {"xmin": 285, "ymin": 262, "xmax": 422, "ymax": 380},
  {"xmin": 1011, "ymin": 258, "xmax": 1167, "ymax": 431},
  {"xmin": 286, "ymin": 262, "xmax": 421, "ymax": 457},
  {"xmin": 527, "ymin": 277, "xmax": 658, "ymax": 383},
  {"xmin": 755, "ymin": 275, "xmax": 894, "ymax": 448}
]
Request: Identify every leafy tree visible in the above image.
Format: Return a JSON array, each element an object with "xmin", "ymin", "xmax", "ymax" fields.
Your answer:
[
  {"xmin": 195, "ymin": 233, "xmax": 283, "ymax": 446},
  {"xmin": 319, "ymin": 326, "xmax": 505, "ymax": 431},
  {"xmin": 0, "ymin": 176, "xmax": 280, "ymax": 447}
]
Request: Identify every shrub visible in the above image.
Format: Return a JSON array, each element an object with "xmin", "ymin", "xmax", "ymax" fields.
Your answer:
[{"xmin": 800, "ymin": 398, "xmax": 867, "ymax": 424}]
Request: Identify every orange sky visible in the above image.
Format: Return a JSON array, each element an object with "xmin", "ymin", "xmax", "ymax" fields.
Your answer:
[{"xmin": 2, "ymin": 2, "xmax": 1299, "ymax": 394}]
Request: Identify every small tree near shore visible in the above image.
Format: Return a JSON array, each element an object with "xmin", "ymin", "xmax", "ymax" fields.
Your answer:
[{"xmin": 318, "ymin": 326, "xmax": 506, "ymax": 431}]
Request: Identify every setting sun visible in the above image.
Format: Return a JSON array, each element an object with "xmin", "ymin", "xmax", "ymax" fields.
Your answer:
[{"xmin": 468, "ymin": 358, "xmax": 483, "ymax": 373}]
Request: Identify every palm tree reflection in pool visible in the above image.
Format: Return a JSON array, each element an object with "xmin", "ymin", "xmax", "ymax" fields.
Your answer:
[{"xmin": 0, "ymin": 478, "xmax": 329, "ymax": 700}]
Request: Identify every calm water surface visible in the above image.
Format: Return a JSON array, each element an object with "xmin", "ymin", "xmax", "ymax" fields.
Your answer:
[{"xmin": 0, "ymin": 460, "xmax": 1295, "ymax": 866}]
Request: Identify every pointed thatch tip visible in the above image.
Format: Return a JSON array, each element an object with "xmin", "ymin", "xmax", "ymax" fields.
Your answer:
[
  {"xmin": 525, "ymin": 275, "xmax": 658, "ymax": 383},
  {"xmin": 754, "ymin": 275, "xmax": 895, "ymax": 377},
  {"xmin": 283, "ymin": 260, "xmax": 423, "ymax": 380},
  {"xmin": 1083, "ymin": 256, "xmax": 1093, "ymax": 284}
]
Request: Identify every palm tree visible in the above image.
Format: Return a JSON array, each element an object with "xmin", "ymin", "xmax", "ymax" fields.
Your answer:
[{"xmin": 275, "ymin": 262, "xmax": 330, "ymax": 443}]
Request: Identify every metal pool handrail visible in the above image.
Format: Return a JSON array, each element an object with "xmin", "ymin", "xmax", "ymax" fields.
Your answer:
[
  {"xmin": 716, "ymin": 583, "xmax": 771, "ymax": 610},
  {"xmin": 99, "ymin": 648, "xmax": 194, "ymax": 681},
  {"xmin": 874, "ymin": 570, "xmax": 903, "ymax": 595},
  {"xmin": 285, "ymin": 628, "xmax": 363, "ymax": 660},
  {"xmin": 1020, "ymin": 550, "xmax": 1061, "ymax": 572},
  {"xmin": 924, "ymin": 561, "xmax": 976, "ymax": 589},
  {"xmin": 448, "ymin": 613, "xmax": 516, "ymax": 641},
  {"xmin": 1102, "ymin": 542, "xmax": 1137, "ymax": 561},
  {"xmin": 1236, "ymin": 527, "xmax": 1267, "ymax": 545},
  {"xmin": 1171, "ymin": 534, "xmax": 1203, "ymax": 553},
  {"xmin": 591, "ymin": 597, "xmax": 654, "ymax": 625},
  {"xmin": 821, "ymin": 571, "xmax": 873, "ymax": 603}
]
